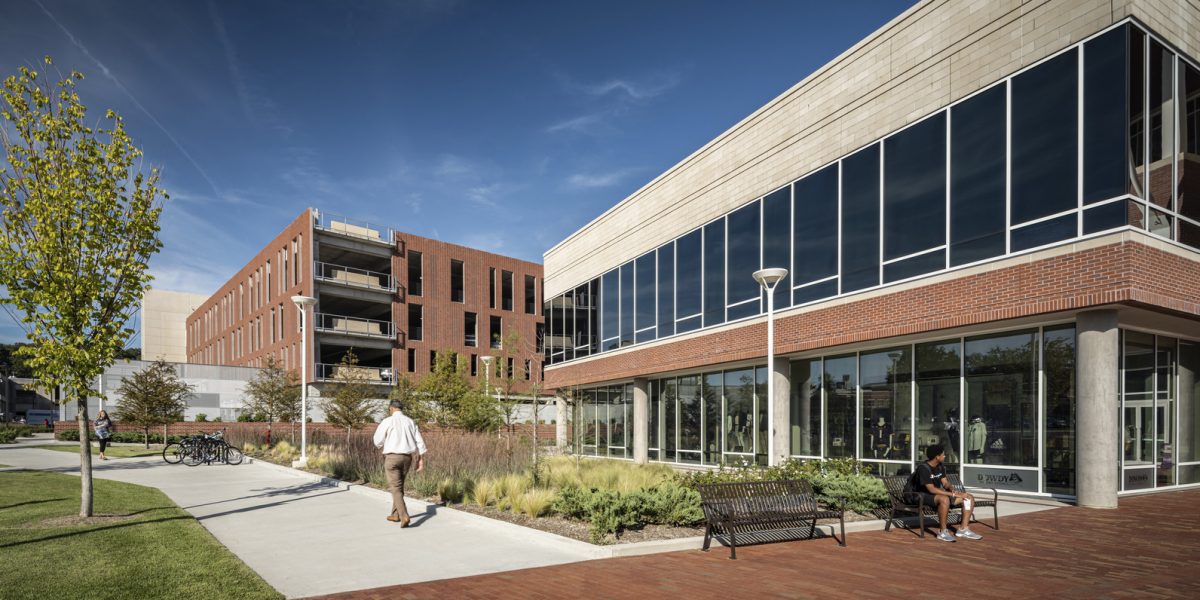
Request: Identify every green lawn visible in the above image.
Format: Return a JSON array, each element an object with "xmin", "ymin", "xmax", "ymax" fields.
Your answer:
[
  {"xmin": 31, "ymin": 444, "xmax": 164, "ymax": 458},
  {"xmin": 0, "ymin": 471, "xmax": 281, "ymax": 600}
]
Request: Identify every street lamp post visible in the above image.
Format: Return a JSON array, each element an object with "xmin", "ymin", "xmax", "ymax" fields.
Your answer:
[
  {"xmin": 753, "ymin": 267, "xmax": 788, "ymax": 466},
  {"xmin": 291, "ymin": 295, "xmax": 317, "ymax": 468},
  {"xmin": 480, "ymin": 355, "xmax": 494, "ymax": 396}
]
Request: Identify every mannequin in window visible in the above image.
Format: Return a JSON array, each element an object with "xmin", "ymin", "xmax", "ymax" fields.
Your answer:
[
  {"xmin": 870, "ymin": 417, "xmax": 893, "ymax": 459},
  {"xmin": 945, "ymin": 411, "xmax": 961, "ymax": 463},
  {"xmin": 967, "ymin": 416, "xmax": 987, "ymax": 464}
]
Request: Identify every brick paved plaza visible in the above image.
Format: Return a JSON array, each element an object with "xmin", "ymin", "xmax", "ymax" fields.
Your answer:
[{"xmin": 312, "ymin": 488, "xmax": 1200, "ymax": 599}]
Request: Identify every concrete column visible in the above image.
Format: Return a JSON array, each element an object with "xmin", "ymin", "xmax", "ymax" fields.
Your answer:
[
  {"xmin": 771, "ymin": 359, "xmax": 791, "ymax": 465},
  {"xmin": 1076, "ymin": 309, "xmax": 1121, "ymax": 508},
  {"xmin": 555, "ymin": 395, "xmax": 568, "ymax": 449},
  {"xmin": 632, "ymin": 378, "xmax": 649, "ymax": 464},
  {"xmin": 1178, "ymin": 342, "xmax": 1197, "ymax": 464}
]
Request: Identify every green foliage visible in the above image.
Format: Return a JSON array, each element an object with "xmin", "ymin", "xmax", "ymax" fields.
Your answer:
[
  {"xmin": 0, "ymin": 342, "xmax": 35, "ymax": 377},
  {"xmin": 0, "ymin": 428, "xmax": 17, "ymax": 443},
  {"xmin": 113, "ymin": 360, "xmax": 192, "ymax": 449},
  {"xmin": 673, "ymin": 457, "xmax": 887, "ymax": 512},
  {"xmin": 551, "ymin": 481, "xmax": 705, "ymax": 543},
  {"xmin": 0, "ymin": 57, "xmax": 165, "ymax": 406},
  {"xmin": 319, "ymin": 350, "xmax": 380, "ymax": 439},
  {"xmin": 436, "ymin": 476, "xmax": 473, "ymax": 504},
  {"xmin": 388, "ymin": 373, "xmax": 432, "ymax": 423},
  {"xmin": 418, "ymin": 350, "xmax": 500, "ymax": 432},
  {"xmin": 194, "ymin": 413, "xmax": 208, "ymax": 422},
  {"xmin": 242, "ymin": 356, "xmax": 301, "ymax": 426}
]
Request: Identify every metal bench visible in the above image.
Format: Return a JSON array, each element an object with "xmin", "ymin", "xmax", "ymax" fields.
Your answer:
[
  {"xmin": 697, "ymin": 479, "xmax": 846, "ymax": 559},
  {"xmin": 948, "ymin": 474, "xmax": 1000, "ymax": 530}
]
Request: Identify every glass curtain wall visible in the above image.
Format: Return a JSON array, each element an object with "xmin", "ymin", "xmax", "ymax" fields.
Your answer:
[
  {"xmin": 572, "ymin": 385, "xmax": 631, "ymax": 459},
  {"xmin": 788, "ymin": 325, "xmax": 1078, "ymax": 495},
  {"xmin": 1120, "ymin": 331, "xmax": 1200, "ymax": 491},
  {"xmin": 647, "ymin": 366, "xmax": 770, "ymax": 467},
  {"xmin": 545, "ymin": 22, "xmax": 1200, "ymax": 368}
]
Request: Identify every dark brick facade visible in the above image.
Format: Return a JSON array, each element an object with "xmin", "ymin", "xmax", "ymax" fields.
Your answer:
[{"xmin": 545, "ymin": 237, "xmax": 1200, "ymax": 388}]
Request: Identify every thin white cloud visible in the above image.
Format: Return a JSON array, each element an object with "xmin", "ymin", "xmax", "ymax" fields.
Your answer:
[
  {"xmin": 583, "ymin": 76, "xmax": 680, "ymax": 100},
  {"xmin": 547, "ymin": 70, "xmax": 682, "ymax": 136},
  {"xmin": 566, "ymin": 168, "xmax": 637, "ymax": 189},
  {"xmin": 207, "ymin": 0, "xmax": 293, "ymax": 137},
  {"xmin": 546, "ymin": 113, "xmax": 610, "ymax": 134},
  {"xmin": 32, "ymin": 0, "xmax": 224, "ymax": 198}
]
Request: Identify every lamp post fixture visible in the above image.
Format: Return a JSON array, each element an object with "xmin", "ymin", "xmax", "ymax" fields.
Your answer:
[
  {"xmin": 291, "ymin": 295, "xmax": 318, "ymax": 468},
  {"xmin": 753, "ymin": 267, "xmax": 788, "ymax": 466},
  {"xmin": 480, "ymin": 355, "xmax": 494, "ymax": 397}
]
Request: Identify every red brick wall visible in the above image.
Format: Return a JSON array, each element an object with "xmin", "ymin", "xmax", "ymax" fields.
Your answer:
[
  {"xmin": 186, "ymin": 209, "xmax": 313, "ymax": 373},
  {"xmin": 395, "ymin": 233, "xmax": 544, "ymax": 393},
  {"xmin": 546, "ymin": 238, "xmax": 1200, "ymax": 387},
  {"xmin": 54, "ymin": 420, "xmax": 558, "ymax": 439}
]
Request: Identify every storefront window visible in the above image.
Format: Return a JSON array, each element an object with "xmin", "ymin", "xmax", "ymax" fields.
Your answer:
[
  {"xmin": 790, "ymin": 359, "xmax": 822, "ymax": 457},
  {"xmin": 1123, "ymin": 331, "xmax": 1155, "ymax": 484},
  {"xmin": 663, "ymin": 378, "xmax": 677, "ymax": 462},
  {"xmin": 916, "ymin": 340, "xmax": 961, "ymax": 472},
  {"xmin": 723, "ymin": 369, "xmax": 754, "ymax": 457},
  {"xmin": 1043, "ymin": 325, "xmax": 1076, "ymax": 495},
  {"xmin": 756, "ymin": 367, "xmax": 768, "ymax": 465},
  {"xmin": 704, "ymin": 373, "xmax": 722, "ymax": 464},
  {"xmin": 965, "ymin": 330, "xmax": 1037, "ymax": 467},
  {"xmin": 595, "ymin": 388, "xmax": 608, "ymax": 455},
  {"xmin": 1156, "ymin": 337, "xmax": 1176, "ymax": 486},
  {"xmin": 860, "ymin": 348, "xmax": 912, "ymax": 462},
  {"xmin": 1180, "ymin": 341, "xmax": 1200, "ymax": 484},
  {"xmin": 824, "ymin": 355, "xmax": 857, "ymax": 458},
  {"xmin": 677, "ymin": 375, "xmax": 702, "ymax": 464}
]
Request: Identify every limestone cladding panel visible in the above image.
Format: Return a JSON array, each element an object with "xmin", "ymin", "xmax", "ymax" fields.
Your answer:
[
  {"xmin": 393, "ymin": 233, "xmax": 545, "ymax": 394},
  {"xmin": 544, "ymin": 238, "xmax": 1200, "ymax": 388},
  {"xmin": 542, "ymin": 0, "xmax": 1197, "ymax": 298},
  {"xmin": 186, "ymin": 209, "xmax": 313, "ymax": 370}
]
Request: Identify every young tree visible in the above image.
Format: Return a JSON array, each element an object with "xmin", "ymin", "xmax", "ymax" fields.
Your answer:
[
  {"xmin": 0, "ymin": 58, "xmax": 166, "ymax": 516},
  {"xmin": 493, "ymin": 328, "xmax": 528, "ymax": 434},
  {"xmin": 418, "ymin": 350, "xmax": 499, "ymax": 432},
  {"xmin": 114, "ymin": 360, "xmax": 193, "ymax": 447},
  {"xmin": 319, "ymin": 350, "xmax": 379, "ymax": 444},
  {"xmin": 388, "ymin": 373, "xmax": 432, "ymax": 423},
  {"xmin": 242, "ymin": 356, "xmax": 300, "ymax": 446}
]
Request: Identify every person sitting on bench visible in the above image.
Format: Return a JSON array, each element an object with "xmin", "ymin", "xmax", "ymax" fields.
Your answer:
[{"xmin": 905, "ymin": 444, "xmax": 982, "ymax": 542}]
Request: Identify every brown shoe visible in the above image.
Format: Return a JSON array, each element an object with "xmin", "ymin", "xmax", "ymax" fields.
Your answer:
[
  {"xmin": 386, "ymin": 515, "xmax": 401, "ymax": 522},
  {"xmin": 400, "ymin": 516, "xmax": 410, "ymax": 528}
]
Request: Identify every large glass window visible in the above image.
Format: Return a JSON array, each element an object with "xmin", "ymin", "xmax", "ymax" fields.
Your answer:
[
  {"xmin": 649, "ymin": 381, "xmax": 660, "ymax": 461},
  {"xmin": 762, "ymin": 187, "xmax": 791, "ymax": 309},
  {"xmin": 634, "ymin": 251, "xmax": 656, "ymax": 343},
  {"xmin": 1156, "ymin": 336, "xmax": 1177, "ymax": 487},
  {"xmin": 407, "ymin": 250, "xmax": 423, "ymax": 296},
  {"xmin": 964, "ymin": 330, "xmax": 1037, "ymax": 467},
  {"xmin": 619, "ymin": 263, "xmax": 633, "ymax": 347},
  {"xmin": 656, "ymin": 242, "xmax": 674, "ymax": 338},
  {"xmin": 600, "ymin": 269, "xmax": 618, "ymax": 350},
  {"xmin": 524, "ymin": 275, "xmax": 536, "ymax": 314},
  {"xmin": 675, "ymin": 230, "xmax": 702, "ymax": 333},
  {"xmin": 677, "ymin": 375, "xmax": 702, "ymax": 464},
  {"xmin": 950, "ymin": 85, "xmax": 1007, "ymax": 266},
  {"xmin": 841, "ymin": 145, "xmax": 881, "ymax": 293},
  {"xmin": 860, "ymin": 348, "xmax": 912, "ymax": 462},
  {"xmin": 884, "ymin": 113, "xmax": 946, "ymax": 266},
  {"xmin": 1123, "ymin": 331, "xmax": 1156, "ymax": 486},
  {"xmin": 1129, "ymin": 28, "xmax": 1146, "ymax": 200},
  {"xmin": 916, "ymin": 340, "xmax": 961, "ymax": 471},
  {"xmin": 704, "ymin": 373, "xmax": 722, "ymax": 464},
  {"xmin": 407, "ymin": 304, "xmax": 422, "ymax": 341},
  {"xmin": 792, "ymin": 164, "xmax": 839, "ymax": 303},
  {"xmin": 726, "ymin": 200, "xmax": 761, "ymax": 320},
  {"xmin": 703, "ymin": 220, "xmax": 725, "ymax": 327},
  {"xmin": 1084, "ymin": 25, "xmax": 1131, "ymax": 204},
  {"xmin": 1180, "ymin": 59, "xmax": 1200, "ymax": 228},
  {"xmin": 724, "ymin": 368, "xmax": 755, "ymax": 456},
  {"xmin": 501, "ymin": 270, "xmax": 514, "ymax": 311},
  {"xmin": 1179, "ymin": 340, "xmax": 1200, "ymax": 483},
  {"xmin": 464, "ymin": 312, "xmax": 477, "ymax": 347},
  {"xmin": 572, "ymin": 283, "xmax": 595, "ymax": 359},
  {"xmin": 1148, "ymin": 41, "xmax": 1175, "ymax": 212},
  {"xmin": 663, "ymin": 377, "xmax": 677, "ymax": 462},
  {"xmin": 790, "ymin": 358, "xmax": 821, "ymax": 457},
  {"xmin": 1043, "ymin": 325, "xmax": 1076, "ymax": 495},
  {"xmin": 1011, "ymin": 49, "xmax": 1078, "ymax": 225},
  {"xmin": 561, "ymin": 290, "xmax": 575, "ymax": 361},
  {"xmin": 824, "ymin": 355, "xmax": 857, "ymax": 458}
]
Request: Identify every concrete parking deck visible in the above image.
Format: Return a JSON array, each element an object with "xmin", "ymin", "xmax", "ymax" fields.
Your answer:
[{"xmin": 310, "ymin": 487, "xmax": 1200, "ymax": 599}]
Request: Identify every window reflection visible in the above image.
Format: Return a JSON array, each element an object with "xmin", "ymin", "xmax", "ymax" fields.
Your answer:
[
  {"xmin": 824, "ymin": 355, "xmax": 857, "ymax": 458},
  {"xmin": 965, "ymin": 331, "xmax": 1038, "ymax": 467},
  {"xmin": 790, "ymin": 359, "xmax": 822, "ymax": 457},
  {"xmin": 1011, "ymin": 49, "xmax": 1078, "ymax": 224},
  {"xmin": 860, "ymin": 348, "xmax": 912, "ymax": 461}
]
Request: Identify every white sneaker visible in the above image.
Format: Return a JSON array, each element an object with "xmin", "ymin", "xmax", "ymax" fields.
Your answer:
[
  {"xmin": 956, "ymin": 528, "xmax": 983, "ymax": 540},
  {"xmin": 936, "ymin": 529, "xmax": 956, "ymax": 542}
]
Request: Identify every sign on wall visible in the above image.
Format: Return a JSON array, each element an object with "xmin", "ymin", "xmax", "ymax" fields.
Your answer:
[{"xmin": 961, "ymin": 466, "xmax": 1039, "ymax": 493}]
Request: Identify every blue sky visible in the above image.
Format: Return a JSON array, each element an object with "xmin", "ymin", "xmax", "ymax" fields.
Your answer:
[{"xmin": 0, "ymin": 0, "xmax": 910, "ymax": 344}]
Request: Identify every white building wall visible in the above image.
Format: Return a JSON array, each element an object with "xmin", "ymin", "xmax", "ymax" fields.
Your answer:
[{"xmin": 141, "ymin": 289, "xmax": 209, "ymax": 363}]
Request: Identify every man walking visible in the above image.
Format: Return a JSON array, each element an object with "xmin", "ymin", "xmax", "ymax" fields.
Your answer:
[
  {"xmin": 905, "ymin": 444, "xmax": 982, "ymax": 542},
  {"xmin": 373, "ymin": 400, "xmax": 427, "ymax": 527}
]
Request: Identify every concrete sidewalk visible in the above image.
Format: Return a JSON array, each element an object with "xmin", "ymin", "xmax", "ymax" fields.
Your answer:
[{"xmin": 0, "ymin": 444, "xmax": 599, "ymax": 598}]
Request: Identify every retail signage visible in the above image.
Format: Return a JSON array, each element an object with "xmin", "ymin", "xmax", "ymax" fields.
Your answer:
[
  {"xmin": 961, "ymin": 466, "xmax": 1039, "ymax": 493},
  {"xmin": 1122, "ymin": 467, "xmax": 1154, "ymax": 491}
]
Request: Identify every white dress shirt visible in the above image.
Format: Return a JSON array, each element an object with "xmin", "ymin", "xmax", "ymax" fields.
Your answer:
[{"xmin": 373, "ymin": 411, "xmax": 428, "ymax": 455}]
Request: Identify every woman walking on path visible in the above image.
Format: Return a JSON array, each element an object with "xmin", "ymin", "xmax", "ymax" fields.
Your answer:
[{"xmin": 94, "ymin": 410, "xmax": 114, "ymax": 460}]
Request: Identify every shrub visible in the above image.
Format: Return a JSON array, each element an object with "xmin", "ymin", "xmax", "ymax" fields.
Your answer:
[
  {"xmin": 514, "ymin": 488, "xmax": 556, "ymax": 518},
  {"xmin": 634, "ymin": 483, "xmax": 704, "ymax": 527},
  {"xmin": 437, "ymin": 476, "xmax": 473, "ymax": 504},
  {"xmin": 195, "ymin": 413, "xmax": 208, "ymax": 422},
  {"xmin": 0, "ymin": 428, "xmax": 17, "ymax": 443},
  {"xmin": 813, "ymin": 472, "xmax": 888, "ymax": 513},
  {"xmin": 494, "ymin": 473, "xmax": 531, "ymax": 506},
  {"xmin": 471, "ymin": 478, "xmax": 496, "ymax": 507}
]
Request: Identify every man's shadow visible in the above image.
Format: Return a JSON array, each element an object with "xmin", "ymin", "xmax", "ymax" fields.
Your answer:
[{"xmin": 405, "ymin": 503, "xmax": 439, "ymax": 528}]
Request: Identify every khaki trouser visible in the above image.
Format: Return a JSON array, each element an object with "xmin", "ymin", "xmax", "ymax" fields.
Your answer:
[{"xmin": 384, "ymin": 453, "xmax": 414, "ymax": 520}]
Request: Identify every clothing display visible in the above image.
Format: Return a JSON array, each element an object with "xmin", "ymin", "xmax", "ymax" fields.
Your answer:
[
  {"xmin": 870, "ymin": 418, "xmax": 893, "ymax": 458},
  {"xmin": 967, "ymin": 418, "xmax": 987, "ymax": 463}
]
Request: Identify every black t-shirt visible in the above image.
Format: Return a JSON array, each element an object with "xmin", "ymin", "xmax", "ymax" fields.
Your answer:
[{"xmin": 907, "ymin": 461, "xmax": 946, "ymax": 495}]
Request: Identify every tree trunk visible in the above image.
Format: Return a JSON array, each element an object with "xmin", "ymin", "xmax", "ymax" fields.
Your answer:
[
  {"xmin": 163, "ymin": 422, "xmax": 168, "ymax": 446},
  {"xmin": 77, "ymin": 398, "xmax": 93, "ymax": 517},
  {"xmin": 144, "ymin": 426, "xmax": 149, "ymax": 449}
]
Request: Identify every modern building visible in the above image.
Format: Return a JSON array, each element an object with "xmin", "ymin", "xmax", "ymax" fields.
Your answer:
[
  {"xmin": 142, "ymin": 289, "xmax": 209, "ymax": 362},
  {"xmin": 186, "ymin": 208, "xmax": 545, "ymax": 398},
  {"xmin": 543, "ymin": 0, "xmax": 1200, "ymax": 508},
  {"xmin": 61, "ymin": 360, "xmax": 261, "ymax": 423}
]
